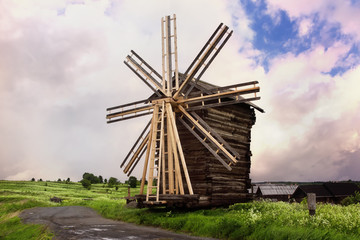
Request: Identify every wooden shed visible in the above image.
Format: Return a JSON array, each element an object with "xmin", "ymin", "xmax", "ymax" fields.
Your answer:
[{"xmin": 255, "ymin": 184, "xmax": 297, "ymax": 202}]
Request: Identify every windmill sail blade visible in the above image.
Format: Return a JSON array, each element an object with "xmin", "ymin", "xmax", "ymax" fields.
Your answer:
[
  {"xmin": 178, "ymin": 105, "xmax": 251, "ymax": 169},
  {"xmin": 124, "ymin": 51, "xmax": 165, "ymax": 96},
  {"xmin": 178, "ymin": 84, "xmax": 260, "ymax": 111},
  {"xmin": 178, "ymin": 116, "xmax": 232, "ymax": 171},
  {"xmin": 123, "ymin": 133, "xmax": 149, "ymax": 174},
  {"xmin": 189, "ymin": 112, "xmax": 241, "ymax": 160},
  {"xmin": 106, "ymin": 99, "xmax": 153, "ymax": 123},
  {"xmin": 161, "ymin": 14, "xmax": 179, "ymax": 95},
  {"xmin": 173, "ymin": 24, "xmax": 232, "ymax": 99},
  {"xmin": 120, "ymin": 119, "xmax": 151, "ymax": 168}
]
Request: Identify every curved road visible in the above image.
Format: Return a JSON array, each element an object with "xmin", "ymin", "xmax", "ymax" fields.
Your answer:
[{"xmin": 20, "ymin": 206, "xmax": 216, "ymax": 240}]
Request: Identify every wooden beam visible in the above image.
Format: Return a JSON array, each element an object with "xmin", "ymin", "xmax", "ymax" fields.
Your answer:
[
  {"xmin": 140, "ymin": 118, "xmax": 154, "ymax": 194},
  {"xmin": 124, "ymin": 134, "xmax": 149, "ymax": 174},
  {"xmin": 178, "ymin": 116, "xmax": 232, "ymax": 171},
  {"xmin": 178, "ymin": 105, "xmax": 237, "ymax": 164},
  {"xmin": 167, "ymin": 115, "xmax": 174, "ymax": 194},
  {"xmin": 177, "ymin": 87, "xmax": 259, "ymax": 104},
  {"xmin": 184, "ymin": 30, "xmax": 233, "ymax": 97},
  {"xmin": 120, "ymin": 120, "xmax": 151, "ymax": 168},
  {"xmin": 107, "ymin": 111, "xmax": 153, "ymax": 124},
  {"xmin": 166, "ymin": 109, "xmax": 184, "ymax": 195},
  {"xmin": 186, "ymin": 97, "xmax": 261, "ymax": 111},
  {"xmin": 174, "ymin": 24, "xmax": 229, "ymax": 99},
  {"xmin": 166, "ymin": 103, "xmax": 193, "ymax": 195},
  {"xmin": 106, "ymin": 105, "xmax": 153, "ymax": 120},
  {"xmin": 124, "ymin": 60, "xmax": 161, "ymax": 97},
  {"xmin": 190, "ymin": 111, "xmax": 241, "ymax": 160}
]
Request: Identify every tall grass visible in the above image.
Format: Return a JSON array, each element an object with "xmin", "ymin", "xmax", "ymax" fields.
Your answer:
[{"xmin": 1, "ymin": 180, "xmax": 360, "ymax": 239}]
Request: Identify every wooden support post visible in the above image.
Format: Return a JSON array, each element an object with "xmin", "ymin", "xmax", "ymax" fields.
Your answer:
[
  {"xmin": 166, "ymin": 103, "xmax": 193, "ymax": 195},
  {"xmin": 140, "ymin": 119, "xmax": 153, "ymax": 194},
  {"xmin": 166, "ymin": 109, "xmax": 185, "ymax": 195},
  {"xmin": 307, "ymin": 193, "xmax": 316, "ymax": 216},
  {"xmin": 167, "ymin": 115, "xmax": 174, "ymax": 194}
]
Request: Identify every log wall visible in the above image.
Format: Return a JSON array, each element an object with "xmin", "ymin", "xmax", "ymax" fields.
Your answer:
[{"xmin": 177, "ymin": 103, "xmax": 256, "ymax": 206}]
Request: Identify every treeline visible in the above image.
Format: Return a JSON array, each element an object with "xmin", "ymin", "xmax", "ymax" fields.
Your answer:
[{"xmin": 80, "ymin": 172, "xmax": 139, "ymax": 190}]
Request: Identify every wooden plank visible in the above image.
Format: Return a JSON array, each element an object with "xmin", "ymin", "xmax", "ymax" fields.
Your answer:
[
  {"xmin": 177, "ymin": 116, "xmax": 232, "ymax": 171},
  {"xmin": 107, "ymin": 111, "xmax": 153, "ymax": 124},
  {"xmin": 120, "ymin": 120, "xmax": 151, "ymax": 168},
  {"xmin": 166, "ymin": 109, "xmax": 185, "ymax": 195},
  {"xmin": 167, "ymin": 103, "xmax": 194, "ymax": 195},
  {"xmin": 174, "ymin": 24, "xmax": 229, "ymax": 99},
  {"xmin": 107, "ymin": 98, "xmax": 149, "ymax": 111},
  {"xmin": 186, "ymin": 97, "xmax": 261, "ymax": 111},
  {"xmin": 124, "ymin": 60, "xmax": 161, "ymax": 97},
  {"xmin": 123, "ymin": 134, "xmax": 149, "ymax": 174},
  {"xmin": 190, "ymin": 112, "xmax": 241, "ymax": 160},
  {"xmin": 178, "ymin": 105, "xmax": 237, "ymax": 164},
  {"xmin": 184, "ymin": 30, "xmax": 233, "ymax": 97},
  {"xmin": 167, "ymin": 115, "xmax": 174, "ymax": 194},
  {"xmin": 178, "ymin": 87, "xmax": 259, "ymax": 104},
  {"xmin": 106, "ymin": 105, "xmax": 153, "ymax": 119},
  {"xmin": 140, "ymin": 121, "xmax": 153, "ymax": 194}
]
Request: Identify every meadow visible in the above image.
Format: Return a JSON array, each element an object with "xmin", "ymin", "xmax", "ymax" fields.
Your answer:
[{"xmin": 1, "ymin": 180, "xmax": 360, "ymax": 239}]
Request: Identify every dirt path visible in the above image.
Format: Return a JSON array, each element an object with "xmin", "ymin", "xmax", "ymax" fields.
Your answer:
[{"xmin": 20, "ymin": 206, "xmax": 216, "ymax": 240}]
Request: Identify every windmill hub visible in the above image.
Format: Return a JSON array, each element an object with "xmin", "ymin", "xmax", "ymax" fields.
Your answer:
[{"xmin": 106, "ymin": 14, "xmax": 262, "ymax": 207}]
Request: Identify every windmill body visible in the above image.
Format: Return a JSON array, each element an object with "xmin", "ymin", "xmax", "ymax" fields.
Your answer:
[{"xmin": 106, "ymin": 15, "xmax": 263, "ymax": 207}]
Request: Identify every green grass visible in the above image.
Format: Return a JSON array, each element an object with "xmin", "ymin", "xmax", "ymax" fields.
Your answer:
[{"xmin": 1, "ymin": 180, "xmax": 360, "ymax": 239}]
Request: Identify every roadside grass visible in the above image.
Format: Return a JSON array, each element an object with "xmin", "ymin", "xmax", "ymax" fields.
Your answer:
[{"xmin": 1, "ymin": 180, "xmax": 360, "ymax": 239}]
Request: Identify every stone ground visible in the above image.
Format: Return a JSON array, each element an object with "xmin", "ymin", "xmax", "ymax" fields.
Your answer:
[{"xmin": 20, "ymin": 206, "xmax": 216, "ymax": 240}]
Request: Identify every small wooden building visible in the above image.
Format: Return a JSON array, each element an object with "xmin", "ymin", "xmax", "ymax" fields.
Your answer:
[
  {"xmin": 176, "ymin": 80, "xmax": 264, "ymax": 207},
  {"xmin": 255, "ymin": 184, "xmax": 297, "ymax": 201},
  {"xmin": 292, "ymin": 182, "xmax": 360, "ymax": 203}
]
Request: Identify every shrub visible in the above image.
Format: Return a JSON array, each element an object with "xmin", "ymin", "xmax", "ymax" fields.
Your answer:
[
  {"xmin": 128, "ymin": 176, "xmax": 137, "ymax": 188},
  {"xmin": 80, "ymin": 179, "xmax": 91, "ymax": 190}
]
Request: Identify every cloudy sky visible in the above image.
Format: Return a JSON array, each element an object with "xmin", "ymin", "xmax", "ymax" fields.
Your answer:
[{"xmin": 1, "ymin": 0, "xmax": 360, "ymax": 182}]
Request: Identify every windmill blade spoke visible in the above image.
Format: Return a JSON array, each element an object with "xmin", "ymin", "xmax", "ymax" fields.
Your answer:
[
  {"xmin": 178, "ymin": 105, "xmax": 245, "ymax": 166},
  {"xmin": 189, "ymin": 112, "xmax": 241, "ymax": 160},
  {"xmin": 120, "ymin": 120, "xmax": 151, "ymax": 168},
  {"xmin": 186, "ymin": 97, "xmax": 261, "ymax": 111},
  {"xmin": 161, "ymin": 14, "xmax": 179, "ymax": 95},
  {"xmin": 106, "ymin": 100, "xmax": 153, "ymax": 123},
  {"xmin": 125, "ymin": 51, "xmax": 166, "ymax": 96},
  {"xmin": 177, "ymin": 116, "xmax": 232, "ymax": 171},
  {"xmin": 127, "ymin": 146, "xmax": 147, "ymax": 176},
  {"xmin": 174, "ymin": 24, "xmax": 232, "ymax": 99},
  {"xmin": 178, "ymin": 86, "xmax": 259, "ymax": 105},
  {"xmin": 124, "ymin": 133, "xmax": 149, "ymax": 174}
]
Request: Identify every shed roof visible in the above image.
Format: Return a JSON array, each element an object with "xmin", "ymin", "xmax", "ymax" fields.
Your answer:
[
  {"xmin": 324, "ymin": 182, "xmax": 360, "ymax": 197},
  {"xmin": 293, "ymin": 185, "xmax": 333, "ymax": 198},
  {"xmin": 256, "ymin": 185, "xmax": 298, "ymax": 196}
]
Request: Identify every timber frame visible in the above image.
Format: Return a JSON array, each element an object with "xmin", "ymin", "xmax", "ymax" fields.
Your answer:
[{"xmin": 106, "ymin": 14, "xmax": 263, "ymax": 207}]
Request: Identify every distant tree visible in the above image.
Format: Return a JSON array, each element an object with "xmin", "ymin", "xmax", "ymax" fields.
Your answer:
[
  {"xmin": 82, "ymin": 172, "xmax": 100, "ymax": 184},
  {"xmin": 99, "ymin": 175, "xmax": 103, "ymax": 183},
  {"xmin": 57, "ymin": 178, "xmax": 62, "ymax": 182},
  {"xmin": 66, "ymin": 177, "xmax": 70, "ymax": 183},
  {"xmin": 128, "ymin": 176, "xmax": 137, "ymax": 188},
  {"xmin": 31, "ymin": 178, "xmax": 35, "ymax": 182},
  {"xmin": 108, "ymin": 177, "xmax": 118, "ymax": 188},
  {"xmin": 104, "ymin": 178, "xmax": 107, "ymax": 184},
  {"xmin": 38, "ymin": 178, "xmax": 43, "ymax": 182},
  {"xmin": 80, "ymin": 179, "xmax": 91, "ymax": 190}
]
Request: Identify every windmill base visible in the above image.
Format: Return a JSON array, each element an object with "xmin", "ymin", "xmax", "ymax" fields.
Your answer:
[{"xmin": 134, "ymin": 193, "xmax": 253, "ymax": 208}]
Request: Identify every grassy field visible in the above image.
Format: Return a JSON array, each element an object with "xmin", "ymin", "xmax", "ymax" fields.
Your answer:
[{"xmin": 1, "ymin": 180, "xmax": 360, "ymax": 239}]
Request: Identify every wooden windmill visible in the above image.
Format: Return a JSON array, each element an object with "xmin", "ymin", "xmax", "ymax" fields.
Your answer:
[{"xmin": 106, "ymin": 14, "xmax": 262, "ymax": 207}]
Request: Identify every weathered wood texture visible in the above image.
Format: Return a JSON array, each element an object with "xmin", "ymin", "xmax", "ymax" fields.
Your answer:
[{"xmin": 177, "ymin": 103, "xmax": 255, "ymax": 206}]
